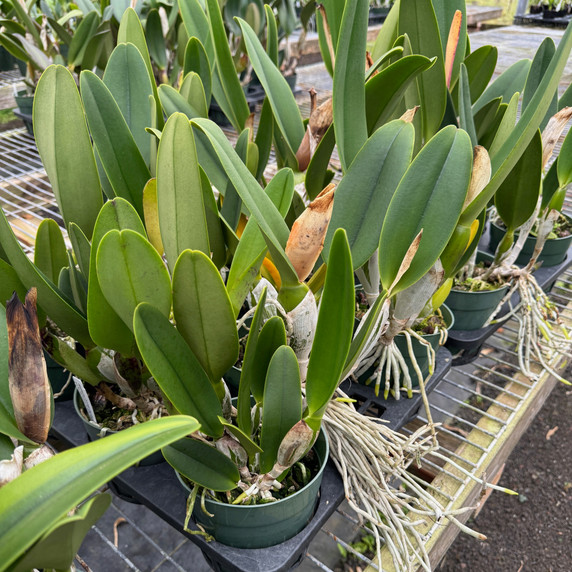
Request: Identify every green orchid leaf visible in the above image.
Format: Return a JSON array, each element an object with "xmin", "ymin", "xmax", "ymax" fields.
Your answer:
[
  {"xmin": 0, "ymin": 416, "xmax": 200, "ymax": 570},
  {"xmin": 399, "ymin": 0, "xmax": 447, "ymax": 142},
  {"xmin": 264, "ymin": 4, "xmax": 278, "ymax": 65},
  {"xmin": 158, "ymin": 84, "xmax": 204, "ymax": 119},
  {"xmin": 495, "ymin": 129, "xmax": 542, "ymax": 231},
  {"xmin": 474, "ymin": 96, "xmax": 501, "ymax": 141},
  {"xmin": 157, "ymin": 113, "xmax": 210, "ymax": 271},
  {"xmin": 184, "ymin": 37, "xmax": 212, "ymax": 105},
  {"xmin": 80, "ymin": 70, "xmax": 151, "ymax": 219},
  {"xmin": 10, "ymin": 493, "xmax": 111, "ymax": 572},
  {"xmin": 192, "ymin": 118, "xmax": 299, "ymax": 286},
  {"xmin": 103, "ymin": 42, "xmax": 154, "ymax": 166},
  {"xmin": 557, "ymin": 121, "xmax": 572, "ymax": 188},
  {"xmin": 206, "ymin": 0, "xmax": 249, "ymax": 132},
  {"xmin": 0, "ymin": 209, "xmax": 91, "ymax": 347},
  {"xmin": 163, "ymin": 437, "xmax": 240, "ymax": 491},
  {"xmin": 67, "ymin": 10, "xmax": 99, "ymax": 67},
  {"xmin": 227, "ymin": 168, "xmax": 294, "ymax": 315},
  {"xmin": 117, "ymin": 8, "xmax": 163, "ymax": 129},
  {"xmin": 217, "ymin": 417, "xmax": 263, "ymax": 457},
  {"xmin": 179, "ymin": 0, "xmax": 215, "ymax": 68},
  {"xmin": 220, "ymin": 129, "xmax": 249, "ymax": 231},
  {"xmin": 365, "ymin": 54, "xmax": 434, "ymax": 134},
  {"xmin": 199, "ymin": 167, "xmax": 226, "ymax": 270},
  {"xmin": 487, "ymin": 91, "xmax": 519, "ymax": 159},
  {"xmin": 68, "ymin": 223, "xmax": 91, "ymax": 280},
  {"xmin": 0, "ymin": 258, "xmax": 27, "ymax": 310},
  {"xmin": 236, "ymin": 287, "xmax": 267, "ymax": 433},
  {"xmin": 305, "ymin": 229, "xmax": 354, "ymax": 429},
  {"xmin": 260, "ymin": 345, "xmax": 302, "ymax": 473},
  {"xmin": 33, "ymin": 219, "xmax": 68, "ymax": 285},
  {"xmin": 379, "ymin": 126, "xmax": 472, "ymax": 293},
  {"xmin": 305, "ymin": 124, "xmax": 335, "ymax": 201},
  {"xmin": 96, "ymin": 229, "xmax": 172, "ymax": 332},
  {"xmin": 9, "ymin": 0, "xmax": 42, "ymax": 47},
  {"xmin": 180, "ymin": 72, "xmax": 208, "ymax": 118},
  {"xmin": 237, "ymin": 18, "xmax": 305, "ymax": 159},
  {"xmin": 458, "ymin": 63, "xmax": 478, "ymax": 147},
  {"xmin": 332, "ymin": 0, "xmax": 368, "ymax": 171},
  {"xmin": 146, "ymin": 9, "xmax": 167, "ymax": 70},
  {"xmin": 87, "ymin": 198, "xmax": 145, "ymax": 355},
  {"xmin": 172, "ymin": 249, "xmax": 238, "ymax": 383},
  {"xmin": 134, "ymin": 303, "xmax": 224, "ymax": 437},
  {"xmin": 451, "ymin": 45, "xmax": 498, "ymax": 106},
  {"xmin": 323, "ymin": 120, "xmax": 414, "ymax": 270},
  {"xmin": 472, "ymin": 58, "xmax": 530, "ymax": 114},
  {"xmin": 67, "ymin": 251, "xmax": 87, "ymax": 314},
  {"xmin": 34, "ymin": 65, "xmax": 102, "ymax": 239}
]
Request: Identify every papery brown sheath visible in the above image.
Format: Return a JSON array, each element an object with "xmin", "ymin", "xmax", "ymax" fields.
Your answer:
[{"xmin": 6, "ymin": 288, "xmax": 50, "ymax": 444}]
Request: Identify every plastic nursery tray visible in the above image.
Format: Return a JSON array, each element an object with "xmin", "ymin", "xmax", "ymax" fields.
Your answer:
[
  {"xmin": 50, "ymin": 348, "xmax": 451, "ymax": 572},
  {"xmin": 446, "ymin": 226, "xmax": 572, "ymax": 366}
]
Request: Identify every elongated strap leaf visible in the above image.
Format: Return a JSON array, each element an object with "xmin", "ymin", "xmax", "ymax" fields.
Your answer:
[
  {"xmin": 158, "ymin": 84, "xmax": 204, "ymax": 120},
  {"xmin": 305, "ymin": 229, "xmax": 354, "ymax": 426},
  {"xmin": 134, "ymin": 303, "xmax": 224, "ymax": 437},
  {"xmin": 379, "ymin": 126, "xmax": 472, "ymax": 294},
  {"xmin": 184, "ymin": 37, "xmax": 212, "ymax": 105},
  {"xmin": 199, "ymin": 167, "xmax": 226, "ymax": 269},
  {"xmin": 163, "ymin": 437, "xmax": 240, "ymax": 491},
  {"xmin": 0, "ymin": 416, "xmax": 200, "ymax": 570},
  {"xmin": 365, "ymin": 54, "xmax": 434, "ymax": 134},
  {"xmin": 323, "ymin": 120, "xmax": 414, "ymax": 269},
  {"xmin": 227, "ymin": 168, "xmax": 294, "ymax": 315},
  {"xmin": 495, "ymin": 129, "xmax": 542, "ymax": 231},
  {"xmin": 0, "ymin": 208, "xmax": 91, "ymax": 346},
  {"xmin": 33, "ymin": 219, "xmax": 68, "ymax": 284},
  {"xmin": 238, "ymin": 18, "xmax": 304, "ymax": 155},
  {"xmin": 87, "ymin": 198, "xmax": 145, "ymax": 355},
  {"xmin": 254, "ymin": 97, "xmax": 274, "ymax": 180},
  {"xmin": 103, "ymin": 43, "xmax": 154, "ymax": 166},
  {"xmin": 156, "ymin": 113, "xmax": 210, "ymax": 271},
  {"xmin": 399, "ymin": 0, "xmax": 447, "ymax": 142},
  {"xmin": 305, "ymin": 124, "xmax": 336, "ymax": 201},
  {"xmin": 81, "ymin": 71, "xmax": 150, "ymax": 219},
  {"xmin": 264, "ymin": 4, "xmax": 278, "ymax": 65},
  {"xmin": 146, "ymin": 9, "xmax": 167, "ymax": 70},
  {"xmin": 68, "ymin": 223, "xmax": 91, "ymax": 280},
  {"xmin": 332, "ymin": 0, "xmax": 368, "ymax": 171},
  {"xmin": 67, "ymin": 11, "xmax": 99, "ymax": 67},
  {"xmin": 180, "ymin": 72, "xmax": 208, "ymax": 118},
  {"xmin": 260, "ymin": 345, "xmax": 302, "ymax": 472},
  {"xmin": 96, "ymin": 229, "xmax": 172, "ymax": 332},
  {"xmin": 179, "ymin": 0, "xmax": 215, "ymax": 68},
  {"xmin": 218, "ymin": 417, "xmax": 263, "ymax": 457},
  {"xmin": 451, "ymin": 45, "xmax": 497, "ymax": 105},
  {"xmin": 458, "ymin": 63, "xmax": 477, "ymax": 147},
  {"xmin": 172, "ymin": 249, "xmax": 238, "ymax": 383},
  {"xmin": 488, "ymin": 91, "xmax": 519, "ymax": 158},
  {"xmin": 371, "ymin": 0, "xmax": 400, "ymax": 61},
  {"xmin": 192, "ymin": 119, "xmax": 299, "ymax": 286},
  {"xmin": 34, "ymin": 65, "xmax": 102, "ymax": 239}
]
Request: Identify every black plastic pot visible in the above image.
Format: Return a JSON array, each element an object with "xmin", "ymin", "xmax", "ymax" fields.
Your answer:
[
  {"xmin": 489, "ymin": 218, "xmax": 572, "ymax": 267},
  {"xmin": 209, "ymin": 83, "xmax": 266, "ymax": 127},
  {"xmin": 176, "ymin": 431, "xmax": 329, "ymax": 550},
  {"xmin": 45, "ymin": 350, "xmax": 74, "ymax": 401}
]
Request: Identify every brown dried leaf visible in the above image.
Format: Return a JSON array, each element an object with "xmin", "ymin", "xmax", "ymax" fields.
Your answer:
[
  {"xmin": 463, "ymin": 146, "xmax": 492, "ymax": 211},
  {"xmin": 7, "ymin": 289, "xmax": 50, "ymax": 443},
  {"xmin": 387, "ymin": 230, "xmax": 423, "ymax": 296},
  {"xmin": 444, "ymin": 10, "xmax": 463, "ymax": 88},
  {"xmin": 541, "ymin": 106, "xmax": 572, "ymax": 170},
  {"xmin": 400, "ymin": 106, "xmax": 420, "ymax": 123}
]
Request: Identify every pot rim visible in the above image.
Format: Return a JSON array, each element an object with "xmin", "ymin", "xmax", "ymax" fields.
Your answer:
[
  {"xmin": 450, "ymin": 282, "xmax": 510, "ymax": 295},
  {"xmin": 73, "ymin": 386, "xmax": 116, "ymax": 433},
  {"xmin": 491, "ymin": 215, "xmax": 572, "ymax": 243},
  {"xmin": 175, "ymin": 429, "xmax": 330, "ymax": 510}
]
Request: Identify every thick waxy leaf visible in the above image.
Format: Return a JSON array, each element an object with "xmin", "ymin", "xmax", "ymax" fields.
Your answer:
[
  {"xmin": 472, "ymin": 58, "xmax": 530, "ymax": 114},
  {"xmin": 87, "ymin": 198, "xmax": 145, "ymax": 355},
  {"xmin": 172, "ymin": 250, "xmax": 238, "ymax": 383},
  {"xmin": 495, "ymin": 129, "xmax": 542, "ymax": 231},
  {"xmin": 379, "ymin": 126, "xmax": 472, "ymax": 293},
  {"xmin": 10, "ymin": 493, "xmax": 110, "ymax": 572},
  {"xmin": 117, "ymin": 9, "xmax": 163, "ymax": 128},
  {"xmin": 192, "ymin": 119, "xmax": 299, "ymax": 287},
  {"xmin": 103, "ymin": 43, "xmax": 154, "ymax": 166},
  {"xmin": 227, "ymin": 169, "xmax": 294, "ymax": 315},
  {"xmin": 264, "ymin": 4, "xmax": 278, "ymax": 65},
  {"xmin": 158, "ymin": 84, "xmax": 204, "ymax": 119},
  {"xmin": 199, "ymin": 167, "xmax": 226, "ymax": 269},
  {"xmin": 260, "ymin": 345, "xmax": 302, "ymax": 473},
  {"xmin": 365, "ymin": 54, "xmax": 434, "ymax": 134},
  {"xmin": 458, "ymin": 63, "xmax": 477, "ymax": 147},
  {"xmin": 163, "ymin": 437, "xmax": 240, "ymax": 491},
  {"xmin": 68, "ymin": 223, "xmax": 91, "ymax": 279},
  {"xmin": 332, "ymin": 0, "xmax": 368, "ymax": 171},
  {"xmin": 474, "ymin": 96, "xmax": 502, "ymax": 141},
  {"xmin": 218, "ymin": 418, "xmax": 263, "ymax": 457},
  {"xmin": 557, "ymin": 122, "xmax": 572, "ymax": 188},
  {"xmin": 522, "ymin": 37, "xmax": 556, "ymax": 113},
  {"xmin": 371, "ymin": 0, "xmax": 400, "ymax": 61},
  {"xmin": 142, "ymin": 179, "xmax": 164, "ymax": 255},
  {"xmin": 399, "ymin": 0, "xmax": 447, "ymax": 142},
  {"xmin": 487, "ymin": 91, "xmax": 519, "ymax": 160},
  {"xmin": 184, "ymin": 37, "xmax": 212, "ymax": 105},
  {"xmin": 96, "ymin": 229, "xmax": 172, "ymax": 332},
  {"xmin": 323, "ymin": 121, "xmax": 414, "ymax": 269},
  {"xmin": 238, "ymin": 18, "xmax": 304, "ymax": 158},
  {"xmin": 206, "ymin": 0, "xmax": 249, "ymax": 132},
  {"xmin": 80, "ymin": 71, "xmax": 151, "ymax": 218},
  {"xmin": 180, "ymin": 72, "xmax": 208, "ymax": 118},
  {"xmin": 305, "ymin": 124, "xmax": 336, "ymax": 201},
  {"xmin": 146, "ymin": 9, "xmax": 167, "ymax": 70},
  {"xmin": 0, "ymin": 416, "xmax": 200, "ymax": 570},
  {"xmin": 0, "ymin": 209, "xmax": 91, "ymax": 347},
  {"xmin": 179, "ymin": 0, "xmax": 215, "ymax": 67},
  {"xmin": 34, "ymin": 66, "xmax": 102, "ymax": 239},
  {"xmin": 236, "ymin": 287, "xmax": 267, "ymax": 433},
  {"xmin": 33, "ymin": 219, "xmax": 68, "ymax": 284},
  {"xmin": 452, "ymin": 45, "xmax": 498, "ymax": 105},
  {"xmin": 254, "ymin": 98, "xmax": 273, "ymax": 180},
  {"xmin": 67, "ymin": 11, "xmax": 99, "ymax": 67},
  {"xmin": 305, "ymin": 229, "xmax": 354, "ymax": 428},
  {"xmin": 134, "ymin": 303, "xmax": 224, "ymax": 437},
  {"xmin": 156, "ymin": 113, "xmax": 210, "ymax": 271}
]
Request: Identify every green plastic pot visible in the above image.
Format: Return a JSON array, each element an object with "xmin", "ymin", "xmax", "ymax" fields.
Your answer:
[
  {"xmin": 489, "ymin": 218, "xmax": 572, "ymax": 267},
  {"xmin": 446, "ymin": 283, "xmax": 509, "ymax": 331},
  {"xmin": 358, "ymin": 304, "xmax": 454, "ymax": 388},
  {"xmin": 176, "ymin": 430, "xmax": 329, "ymax": 549}
]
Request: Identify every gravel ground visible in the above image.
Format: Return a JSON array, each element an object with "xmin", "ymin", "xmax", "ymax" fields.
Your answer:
[{"xmin": 438, "ymin": 374, "xmax": 572, "ymax": 572}]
